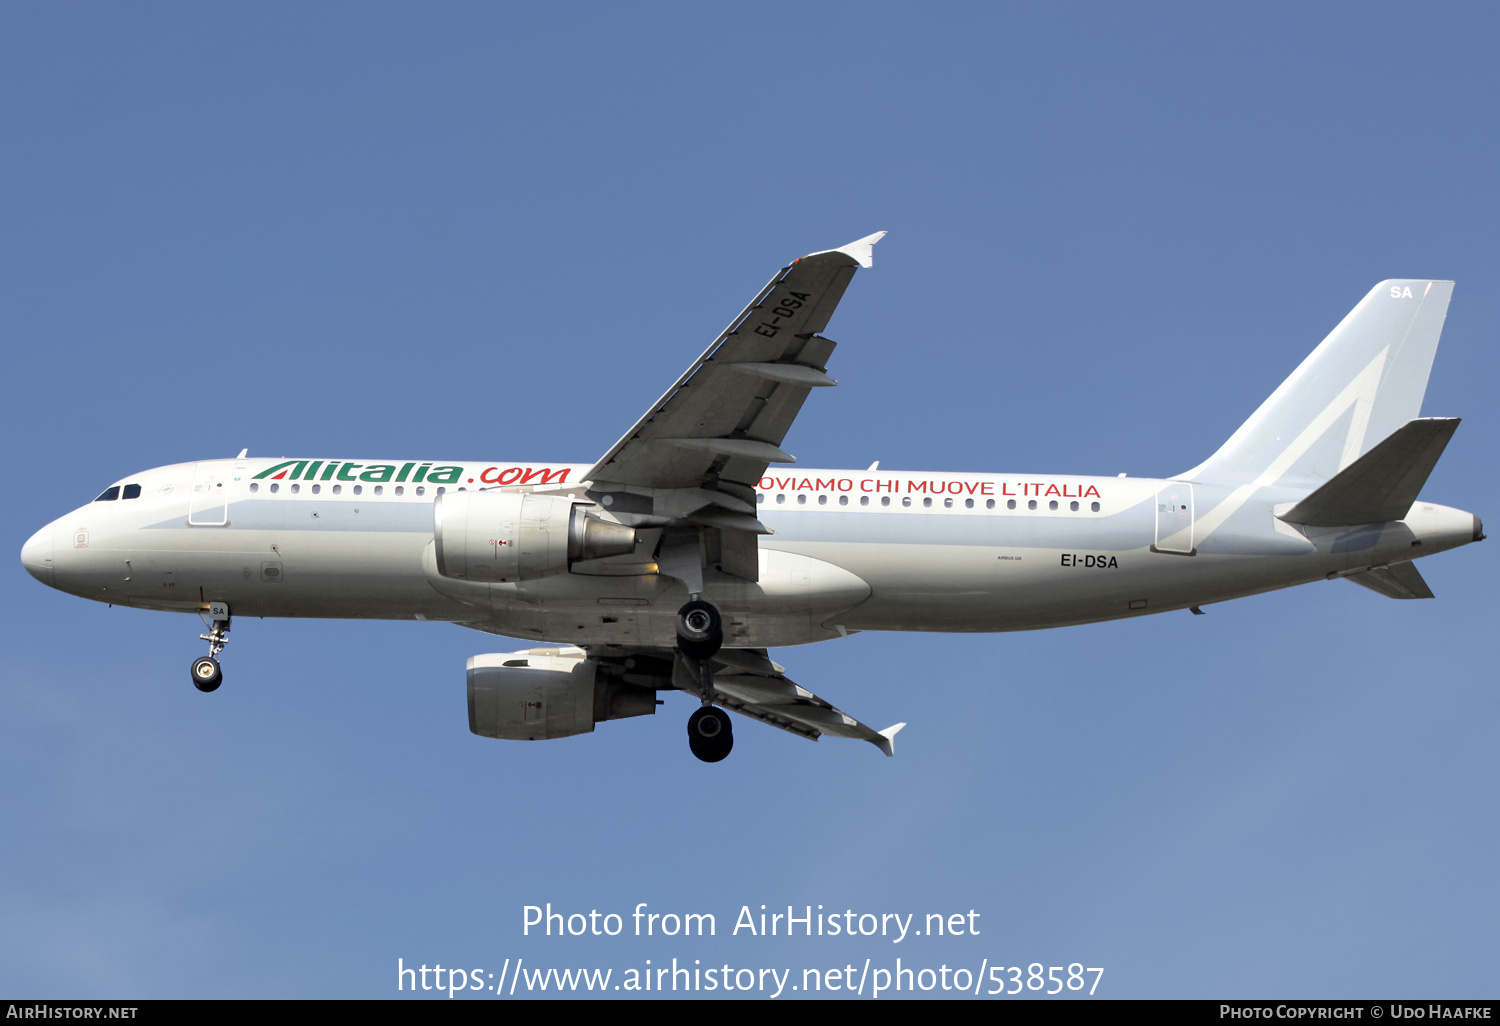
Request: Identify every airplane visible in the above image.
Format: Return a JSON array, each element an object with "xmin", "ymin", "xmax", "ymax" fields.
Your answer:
[{"xmin": 19, "ymin": 234, "xmax": 1484, "ymax": 762}]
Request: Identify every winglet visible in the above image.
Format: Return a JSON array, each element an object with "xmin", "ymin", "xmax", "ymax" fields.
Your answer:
[
  {"xmin": 874, "ymin": 721, "xmax": 906, "ymax": 757},
  {"xmin": 805, "ymin": 231, "xmax": 887, "ymax": 269}
]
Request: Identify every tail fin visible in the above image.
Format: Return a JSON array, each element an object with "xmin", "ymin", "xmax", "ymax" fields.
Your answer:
[{"xmin": 1182, "ymin": 280, "xmax": 1454, "ymax": 489}]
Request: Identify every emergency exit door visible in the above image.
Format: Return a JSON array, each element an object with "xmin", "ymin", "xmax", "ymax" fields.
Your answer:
[{"xmin": 1153, "ymin": 482, "xmax": 1195, "ymax": 555}]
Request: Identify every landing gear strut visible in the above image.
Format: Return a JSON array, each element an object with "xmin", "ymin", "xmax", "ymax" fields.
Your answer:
[
  {"xmin": 192, "ymin": 602, "xmax": 230, "ymax": 693},
  {"xmin": 677, "ymin": 599, "xmax": 731, "ymax": 761}
]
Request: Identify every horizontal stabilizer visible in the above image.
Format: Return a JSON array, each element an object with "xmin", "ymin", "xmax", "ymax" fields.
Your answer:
[
  {"xmin": 1345, "ymin": 561, "xmax": 1435, "ymax": 600},
  {"xmin": 1279, "ymin": 418, "xmax": 1459, "ymax": 526}
]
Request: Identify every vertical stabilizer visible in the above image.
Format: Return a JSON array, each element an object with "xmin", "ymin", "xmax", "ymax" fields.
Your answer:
[{"xmin": 1181, "ymin": 280, "xmax": 1453, "ymax": 489}]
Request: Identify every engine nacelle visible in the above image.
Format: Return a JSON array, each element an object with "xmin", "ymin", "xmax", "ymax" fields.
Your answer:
[
  {"xmin": 467, "ymin": 648, "xmax": 658, "ymax": 740},
  {"xmin": 434, "ymin": 490, "xmax": 635, "ymax": 582}
]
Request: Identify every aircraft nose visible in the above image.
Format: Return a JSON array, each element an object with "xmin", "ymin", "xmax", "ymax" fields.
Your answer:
[{"xmin": 21, "ymin": 524, "xmax": 55, "ymax": 587}]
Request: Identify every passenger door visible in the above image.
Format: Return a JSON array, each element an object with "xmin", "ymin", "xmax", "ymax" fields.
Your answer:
[{"xmin": 188, "ymin": 461, "xmax": 235, "ymax": 526}]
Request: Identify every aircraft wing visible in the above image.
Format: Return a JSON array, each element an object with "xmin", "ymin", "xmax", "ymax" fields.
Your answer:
[
  {"xmin": 669, "ymin": 647, "xmax": 905, "ymax": 756},
  {"xmin": 585, "ymin": 233, "xmax": 885, "ymax": 509}
]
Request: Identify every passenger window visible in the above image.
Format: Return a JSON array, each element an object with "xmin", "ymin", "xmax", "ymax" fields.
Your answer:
[
  {"xmin": 249, "ymin": 483, "xmax": 259, "ymax": 493},
  {"xmin": 374, "ymin": 485, "xmax": 383, "ymax": 496},
  {"xmin": 902, "ymin": 497, "xmax": 912, "ymax": 507},
  {"xmin": 838, "ymin": 494, "xmax": 848, "ymax": 506},
  {"xmin": 922, "ymin": 497, "xmax": 932, "ymax": 508},
  {"xmin": 1049, "ymin": 500, "xmax": 1058, "ymax": 511},
  {"xmin": 353, "ymin": 485, "xmax": 363, "ymax": 495},
  {"xmin": 944, "ymin": 497, "xmax": 954, "ymax": 508},
  {"xmin": 1091, "ymin": 501, "xmax": 1100, "ymax": 512},
  {"xmin": 1028, "ymin": 500, "xmax": 1037, "ymax": 510},
  {"xmin": 1070, "ymin": 500, "xmax": 1079, "ymax": 511},
  {"xmin": 270, "ymin": 483, "xmax": 280, "ymax": 494},
  {"xmin": 881, "ymin": 496, "xmax": 891, "ymax": 507},
  {"xmin": 965, "ymin": 498, "xmax": 974, "ymax": 509},
  {"xmin": 312, "ymin": 484, "xmax": 321, "ymax": 494},
  {"xmin": 986, "ymin": 499, "xmax": 996, "ymax": 509},
  {"xmin": 860, "ymin": 495, "xmax": 869, "ymax": 506},
  {"xmin": 817, "ymin": 494, "xmax": 827, "ymax": 505},
  {"xmin": 123, "ymin": 484, "xmax": 141, "ymax": 499},
  {"xmin": 291, "ymin": 484, "xmax": 301, "ymax": 494},
  {"xmin": 436, "ymin": 487, "xmax": 446, "ymax": 495},
  {"xmin": 1007, "ymin": 499, "xmax": 1016, "ymax": 510},
  {"xmin": 332, "ymin": 485, "xmax": 342, "ymax": 495},
  {"xmin": 95, "ymin": 486, "xmax": 120, "ymax": 502},
  {"xmin": 416, "ymin": 486, "xmax": 425, "ymax": 496},
  {"xmin": 797, "ymin": 494, "xmax": 806, "ymax": 505},
  {"xmin": 756, "ymin": 493, "xmax": 765, "ymax": 504},
  {"xmin": 395, "ymin": 486, "xmax": 404, "ymax": 496}
]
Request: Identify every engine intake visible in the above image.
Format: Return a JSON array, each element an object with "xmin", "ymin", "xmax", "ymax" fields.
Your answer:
[
  {"xmin": 467, "ymin": 648, "xmax": 658, "ymax": 740},
  {"xmin": 434, "ymin": 490, "xmax": 636, "ymax": 582}
]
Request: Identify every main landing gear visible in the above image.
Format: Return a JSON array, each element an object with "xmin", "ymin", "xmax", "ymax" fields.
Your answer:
[
  {"xmin": 687, "ymin": 705, "xmax": 733, "ymax": 763},
  {"xmin": 677, "ymin": 599, "xmax": 732, "ymax": 762},
  {"xmin": 675, "ymin": 600, "xmax": 722, "ymax": 660},
  {"xmin": 191, "ymin": 602, "xmax": 230, "ymax": 693}
]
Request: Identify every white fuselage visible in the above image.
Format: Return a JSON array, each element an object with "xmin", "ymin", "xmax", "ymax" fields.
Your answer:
[{"xmin": 21, "ymin": 457, "xmax": 1479, "ymax": 650}]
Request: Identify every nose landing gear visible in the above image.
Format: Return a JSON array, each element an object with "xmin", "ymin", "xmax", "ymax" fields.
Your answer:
[{"xmin": 191, "ymin": 602, "xmax": 230, "ymax": 693}]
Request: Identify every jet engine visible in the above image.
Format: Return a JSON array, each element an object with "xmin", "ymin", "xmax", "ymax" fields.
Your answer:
[
  {"xmin": 434, "ymin": 491, "xmax": 636, "ymax": 582},
  {"xmin": 467, "ymin": 647, "xmax": 659, "ymax": 740}
]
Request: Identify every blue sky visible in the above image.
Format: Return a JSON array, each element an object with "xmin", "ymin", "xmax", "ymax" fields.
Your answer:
[{"xmin": 3, "ymin": 2, "xmax": 1496, "ymax": 999}]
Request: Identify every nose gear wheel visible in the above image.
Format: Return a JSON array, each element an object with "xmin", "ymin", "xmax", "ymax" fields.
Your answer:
[{"xmin": 191, "ymin": 656, "xmax": 222, "ymax": 692}]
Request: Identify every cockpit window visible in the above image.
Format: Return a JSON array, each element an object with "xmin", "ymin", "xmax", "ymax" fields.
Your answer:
[
  {"xmin": 95, "ymin": 486, "xmax": 120, "ymax": 502},
  {"xmin": 122, "ymin": 484, "xmax": 142, "ymax": 499}
]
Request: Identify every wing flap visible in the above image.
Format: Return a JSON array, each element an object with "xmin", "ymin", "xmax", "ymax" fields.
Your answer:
[{"xmin": 673, "ymin": 649, "xmax": 903, "ymax": 756}]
